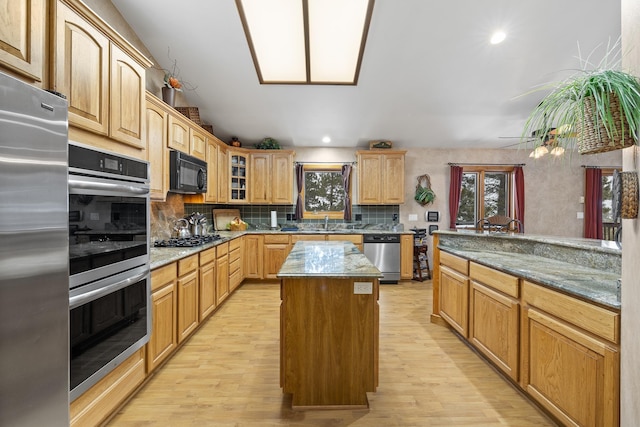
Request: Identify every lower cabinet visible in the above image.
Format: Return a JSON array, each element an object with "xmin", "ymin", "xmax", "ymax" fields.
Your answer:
[
  {"xmin": 70, "ymin": 348, "xmax": 145, "ymax": 427},
  {"xmin": 400, "ymin": 234, "xmax": 413, "ymax": 279},
  {"xmin": 244, "ymin": 234, "xmax": 264, "ymax": 279},
  {"xmin": 229, "ymin": 237, "xmax": 243, "ymax": 291},
  {"xmin": 468, "ymin": 262, "xmax": 520, "ymax": 381},
  {"xmin": 264, "ymin": 234, "xmax": 291, "ymax": 279},
  {"xmin": 522, "ymin": 281, "xmax": 620, "ymax": 427},
  {"xmin": 216, "ymin": 243, "xmax": 230, "ymax": 305},
  {"xmin": 439, "ymin": 264, "xmax": 469, "ymax": 338},
  {"xmin": 177, "ymin": 255, "xmax": 199, "ymax": 343},
  {"xmin": 147, "ymin": 263, "xmax": 178, "ymax": 373},
  {"xmin": 199, "ymin": 248, "xmax": 217, "ymax": 321}
]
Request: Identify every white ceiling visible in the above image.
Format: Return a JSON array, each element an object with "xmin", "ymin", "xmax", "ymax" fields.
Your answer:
[{"xmin": 112, "ymin": 0, "xmax": 621, "ymax": 149}]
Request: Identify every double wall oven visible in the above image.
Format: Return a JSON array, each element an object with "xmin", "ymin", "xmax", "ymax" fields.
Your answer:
[{"xmin": 68, "ymin": 142, "xmax": 151, "ymax": 401}]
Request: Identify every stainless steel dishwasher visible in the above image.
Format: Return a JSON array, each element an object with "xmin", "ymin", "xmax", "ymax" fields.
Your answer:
[{"xmin": 363, "ymin": 234, "xmax": 401, "ymax": 284}]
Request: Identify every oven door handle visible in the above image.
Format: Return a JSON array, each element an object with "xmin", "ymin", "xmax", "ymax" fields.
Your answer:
[
  {"xmin": 69, "ymin": 176, "xmax": 149, "ymax": 196},
  {"xmin": 69, "ymin": 270, "xmax": 148, "ymax": 309}
]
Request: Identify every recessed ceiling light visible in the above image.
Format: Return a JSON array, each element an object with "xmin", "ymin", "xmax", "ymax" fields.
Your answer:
[
  {"xmin": 322, "ymin": 136, "xmax": 331, "ymax": 143},
  {"xmin": 490, "ymin": 30, "xmax": 506, "ymax": 45}
]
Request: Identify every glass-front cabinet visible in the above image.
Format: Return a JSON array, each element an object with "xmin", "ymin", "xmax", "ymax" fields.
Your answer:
[{"xmin": 230, "ymin": 151, "xmax": 247, "ymax": 202}]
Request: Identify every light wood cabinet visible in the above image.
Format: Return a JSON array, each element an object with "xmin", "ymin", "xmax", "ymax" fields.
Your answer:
[
  {"xmin": 244, "ymin": 234, "xmax": 264, "ymax": 279},
  {"xmin": 70, "ymin": 348, "xmax": 145, "ymax": 427},
  {"xmin": 204, "ymin": 137, "xmax": 220, "ymax": 203},
  {"xmin": 0, "ymin": 0, "xmax": 46, "ymax": 84},
  {"xmin": 177, "ymin": 255, "xmax": 199, "ymax": 343},
  {"xmin": 400, "ymin": 234, "xmax": 413, "ymax": 279},
  {"xmin": 264, "ymin": 234, "xmax": 291, "ymax": 279},
  {"xmin": 199, "ymin": 248, "xmax": 216, "ymax": 321},
  {"xmin": 521, "ymin": 280, "xmax": 620, "ymax": 427},
  {"xmin": 190, "ymin": 126, "xmax": 207, "ymax": 161},
  {"xmin": 146, "ymin": 93, "xmax": 169, "ymax": 201},
  {"xmin": 55, "ymin": 1, "xmax": 109, "ymax": 136},
  {"xmin": 216, "ymin": 243, "xmax": 230, "ymax": 305},
  {"xmin": 469, "ymin": 263, "xmax": 520, "ymax": 381},
  {"xmin": 229, "ymin": 151, "xmax": 248, "ymax": 203},
  {"xmin": 356, "ymin": 150, "xmax": 406, "ymax": 204},
  {"xmin": 439, "ymin": 252, "xmax": 470, "ymax": 338},
  {"xmin": 147, "ymin": 263, "xmax": 177, "ymax": 373},
  {"xmin": 249, "ymin": 151, "xmax": 294, "ymax": 204},
  {"xmin": 217, "ymin": 144, "xmax": 229, "ymax": 203},
  {"xmin": 167, "ymin": 112, "xmax": 190, "ymax": 154},
  {"xmin": 109, "ymin": 43, "xmax": 145, "ymax": 148},
  {"xmin": 53, "ymin": 0, "xmax": 151, "ymax": 156},
  {"xmin": 229, "ymin": 237, "xmax": 243, "ymax": 291}
]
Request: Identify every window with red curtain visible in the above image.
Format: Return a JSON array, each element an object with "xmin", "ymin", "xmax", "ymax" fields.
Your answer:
[{"xmin": 584, "ymin": 167, "xmax": 603, "ymax": 239}]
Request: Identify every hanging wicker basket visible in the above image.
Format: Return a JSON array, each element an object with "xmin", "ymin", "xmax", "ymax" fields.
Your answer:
[
  {"xmin": 414, "ymin": 174, "xmax": 436, "ymax": 206},
  {"xmin": 577, "ymin": 94, "xmax": 636, "ymax": 155},
  {"xmin": 613, "ymin": 170, "xmax": 639, "ymax": 219}
]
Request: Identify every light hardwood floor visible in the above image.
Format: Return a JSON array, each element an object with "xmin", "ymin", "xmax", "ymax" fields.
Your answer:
[{"xmin": 108, "ymin": 280, "xmax": 557, "ymax": 426}]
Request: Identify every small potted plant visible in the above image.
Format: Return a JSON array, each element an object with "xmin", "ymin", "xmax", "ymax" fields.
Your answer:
[
  {"xmin": 254, "ymin": 137, "xmax": 281, "ymax": 149},
  {"xmin": 522, "ymin": 40, "xmax": 640, "ymax": 155}
]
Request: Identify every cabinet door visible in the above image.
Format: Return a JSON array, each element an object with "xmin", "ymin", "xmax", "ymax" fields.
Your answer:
[
  {"xmin": 55, "ymin": 2, "xmax": 109, "ymax": 135},
  {"xmin": 204, "ymin": 139, "xmax": 219, "ymax": 203},
  {"xmin": 382, "ymin": 153, "xmax": 405, "ymax": 203},
  {"xmin": 523, "ymin": 307, "xmax": 619, "ymax": 427},
  {"xmin": 358, "ymin": 154, "xmax": 382, "ymax": 204},
  {"xmin": 216, "ymin": 254, "xmax": 229, "ymax": 305},
  {"xmin": 400, "ymin": 235, "xmax": 413, "ymax": 279},
  {"xmin": 217, "ymin": 145, "xmax": 228, "ymax": 203},
  {"xmin": 109, "ymin": 43, "xmax": 145, "ymax": 148},
  {"xmin": 177, "ymin": 270, "xmax": 199, "ymax": 343},
  {"xmin": 199, "ymin": 261, "xmax": 216, "ymax": 321},
  {"xmin": 147, "ymin": 281, "xmax": 177, "ymax": 373},
  {"xmin": 272, "ymin": 152, "xmax": 294, "ymax": 204},
  {"xmin": 167, "ymin": 112, "xmax": 190, "ymax": 153},
  {"xmin": 439, "ymin": 265, "xmax": 469, "ymax": 337},
  {"xmin": 244, "ymin": 235, "xmax": 264, "ymax": 279},
  {"xmin": 229, "ymin": 152, "xmax": 248, "ymax": 202},
  {"xmin": 146, "ymin": 96, "xmax": 168, "ymax": 201},
  {"xmin": 469, "ymin": 281, "xmax": 519, "ymax": 381},
  {"xmin": 0, "ymin": 0, "xmax": 45, "ymax": 83},
  {"xmin": 249, "ymin": 152, "xmax": 270, "ymax": 203},
  {"xmin": 190, "ymin": 127, "xmax": 207, "ymax": 160},
  {"xmin": 264, "ymin": 243, "xmax": 289, "ymax": 279}
]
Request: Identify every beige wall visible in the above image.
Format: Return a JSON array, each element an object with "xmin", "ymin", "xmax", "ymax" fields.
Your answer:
[{"xmin": 621, "ymin": 1, "xmax": 640, "ymax": 425}]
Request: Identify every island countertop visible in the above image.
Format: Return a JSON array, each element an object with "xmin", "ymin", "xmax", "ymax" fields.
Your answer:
[{"xmin": 277, "ymin": 241, "xmax": 383, "ymax": 278}]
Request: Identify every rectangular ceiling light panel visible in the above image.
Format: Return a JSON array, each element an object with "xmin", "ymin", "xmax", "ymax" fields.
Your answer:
[
  {"xmin": 238, "ymin": 0, "xmax": 307, "ymax": 82},
  {"xmin": 237, "ymin": 0, "xmax": 374, "ymax": 85},
  {"xmin": 308, "ymin": 0, "xmax": 371, "ymax": 83}
]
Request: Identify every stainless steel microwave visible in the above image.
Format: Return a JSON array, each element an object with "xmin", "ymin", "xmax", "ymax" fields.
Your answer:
[{"xmin": 170, "ymin": 150, "xmax": 207, "ymax": 194}]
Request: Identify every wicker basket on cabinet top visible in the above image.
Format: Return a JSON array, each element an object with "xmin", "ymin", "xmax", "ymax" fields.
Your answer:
[{"xmin": 175, "ymin": 107, "xmax": 201, "ymax": 125}]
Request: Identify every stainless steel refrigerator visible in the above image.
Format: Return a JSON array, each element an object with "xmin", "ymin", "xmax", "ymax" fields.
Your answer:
[{"xmin": 0, "ymin": 72, "xmax": 70, "ymax": 426}]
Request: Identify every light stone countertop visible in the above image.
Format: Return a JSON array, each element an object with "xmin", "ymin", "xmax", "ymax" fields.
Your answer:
[
  {"xmin": 277, "ymin": 241, "xmax": 382, "ymax": 278},
  {"xmin": 150, "ymin": 229, "xmax": 412, "ymax": 270},
  {"xmin": 435, "ymin": 230, "xmax": 621, "ymax": 309}
]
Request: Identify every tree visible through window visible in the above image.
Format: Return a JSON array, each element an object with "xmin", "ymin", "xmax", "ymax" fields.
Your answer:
[
  {"xmin": 302, "ymin": 165, "xmax": 347, "ymax": 219},
  {"xmin": 456, "ymin": 167, "xmax": 513, "ymax": 227}
]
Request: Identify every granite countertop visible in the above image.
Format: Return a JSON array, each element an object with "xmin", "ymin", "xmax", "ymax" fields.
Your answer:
[
  {"xmin": 277, "ymin": 241, "xmax": 383, "ymax": 279},
  {"xmin": 435, "ymin": 231, "xmax": 621, "ymax": 310}
]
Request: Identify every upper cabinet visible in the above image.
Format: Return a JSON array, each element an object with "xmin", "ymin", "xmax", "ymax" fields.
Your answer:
[
  {"xmin": 229, "ymin": 151, "xmax": 248, "ymax": 203},
  {"xmin": 249, "ymin": 151, "xmax": 294, "ymax": 204},
  {"xmin": 0, "ymin": 0, "xmax": 46, "ymax": 85},
  {"xmin": 145, "ymin": 93, "xmax": 168, "ymax": 201},
  {"xmin": 356, "ymin": 150, "xmax": 406, "ymax": 204},
  {"xmin": 53, "ymin": 0, "xmax": 152, "ymax": 158}
]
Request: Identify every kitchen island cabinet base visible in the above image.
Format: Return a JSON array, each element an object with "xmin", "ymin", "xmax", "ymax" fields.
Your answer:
[{"xmin": 280, "ymin": 277, "xmax": 379, "ymax": 409}]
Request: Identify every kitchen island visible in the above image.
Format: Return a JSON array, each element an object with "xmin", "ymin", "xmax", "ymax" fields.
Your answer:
[{"xmin": 277, "ymin": 241, "xmax": 382, "ymax": 409}]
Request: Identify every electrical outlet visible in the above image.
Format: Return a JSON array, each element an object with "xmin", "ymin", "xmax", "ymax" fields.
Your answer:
[
  {"xmin": 408, "ymin": 214, "xmax": 418, "ymax": 221},
  {"xmin": 354, "ymin": 282, "xmax": 373, "ymax": 294},
  {"xmin": 90, "ymin": 213, "xmax": 99, "ymax": 221},
  {"xmin": 355, "ymin": 213, "xmax": 362, "ymax": 221},
  {"xmin": 577, "ymin": 212, "xmax": 584, "ymax": 219},
  {"xmin": 286, "ymin": 213, "xmax": 292, "ymax": 221},
  {"xmin": 392, "ymin": 213, "xmax": 398, "ymax": 222}
]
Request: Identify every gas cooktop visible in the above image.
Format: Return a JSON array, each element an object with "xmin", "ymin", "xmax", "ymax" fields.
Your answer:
[{"xmin": 153, "ymin": 235, "xmax": 221, "ymax": 248}]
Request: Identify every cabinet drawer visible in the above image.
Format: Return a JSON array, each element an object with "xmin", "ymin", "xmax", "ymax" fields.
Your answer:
[
  {"xmin": 440, "ymin": 251, "xmax": 468, "ymax": 275},
  {"xmin": 229, "ymin": 247, "xmax": 240, "ymax": 262},
  {"xmin": 470, "ymin": 262, "xmax": 519, "ymax": 298},
  {"xmin": 229, "ymin": 237, "xmax": 242, "ymax": 251},
  {"xmin": 230, "ymin": 257, "xmax": 241, "ymax": 274},
  {"xmin": 151, "ymin": 263, "xmax": 176, "ymax": 291},
  {"xmin": 199, "ymin": 247, "xmax": 216, "ymax": 266},
  {"xmin": 327, "ymin": 234, "xmax": 362, "ymax": 245},
  {"xmin": 523, "ymin": 280, "xmax": 620, "ymax": 344},
  {"xmin": 216, "ymin": 242, "xmax": 229, "ymax": 258},
  {"xmin": 291, "ymin": 234, "xmax": 326, "ymax": 243},
  {"xmin": 230, "ymin": 268, "xmax": 241, "ymax": 289},
  {"xmin": 178, "ymin": 255, "xmax": 198, "ymax": 277},
  {"xmin": 264, "ymin": 234, "xmax": 290, "ymax": 244}
]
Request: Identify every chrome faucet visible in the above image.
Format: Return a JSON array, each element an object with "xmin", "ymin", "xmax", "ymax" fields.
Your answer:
[{"xmin": 324, "ymin": 215, "xmax": 329, "ymax": 230}]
